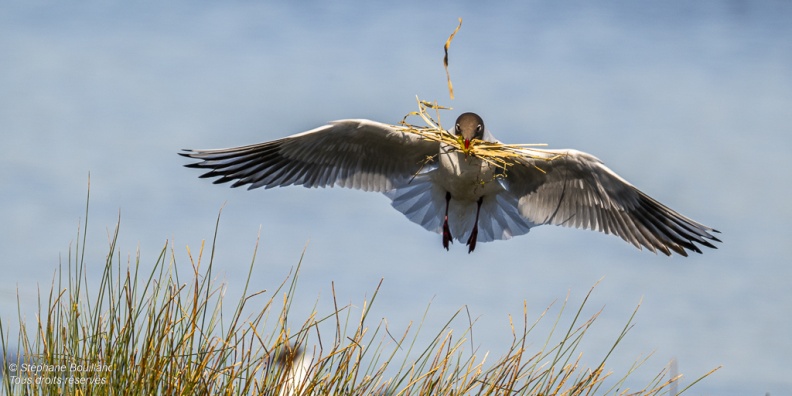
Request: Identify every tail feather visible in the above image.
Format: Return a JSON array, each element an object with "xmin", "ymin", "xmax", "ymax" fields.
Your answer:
[{"xmin": 385, "ymin": 175, "xmax": 536, "ymax": 245}]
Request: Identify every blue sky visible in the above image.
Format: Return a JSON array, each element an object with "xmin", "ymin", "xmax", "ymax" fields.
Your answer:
[{"xmin": 2, "ymin": 2, "xmax": 791, "ymax": 394}]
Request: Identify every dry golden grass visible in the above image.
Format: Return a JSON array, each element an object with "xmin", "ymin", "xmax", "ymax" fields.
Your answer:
[{"xmin": 0, "ymin": 187, "xmax": 719, "ymax": 395}]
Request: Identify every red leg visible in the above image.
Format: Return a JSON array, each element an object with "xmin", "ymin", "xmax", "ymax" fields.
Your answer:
[
  {"xmin": 442, "ymin": 192, "xmax": 453, "ymax": 250},
  {"xmin": 466, "ymin": 197, "xmax": 483, "ymax": 253}
]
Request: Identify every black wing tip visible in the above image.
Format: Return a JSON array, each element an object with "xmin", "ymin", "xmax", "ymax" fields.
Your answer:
[
  {"xmin": 677, "ymin": 234, "xmax": 721, "ymax": 256},
  {"xmin": 179, "ymin": 150, "xmax": 203, "ymax": 167},
  {"xmin": 180, "ymin": 150, "xmax": 219, "ymax": 170},
  {"xmin": 699, "ymin": 227, "xmax": 723, "ymax": 246},
  {"xmin": 179, "ymin": 149, "xmax": 261, "ymax": 189},
  {"xmin": 647, "ymin": 228, "xmax": 722, "ymax": 257},
  {"xmin": 680, "ymin": 231, "xmax": 721, "ymax": 256},
  {"xmin": 196, "ymin": 173, "xmax": 251, "ymax": 189}
]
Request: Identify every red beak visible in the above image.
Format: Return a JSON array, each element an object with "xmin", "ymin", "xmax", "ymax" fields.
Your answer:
[{"xmin": 464, "ymin": 139, "xmax": 471, "ymax": 150}]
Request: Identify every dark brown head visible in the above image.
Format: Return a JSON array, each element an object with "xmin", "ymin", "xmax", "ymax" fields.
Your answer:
[{"xmin": 454, "ymin": 112, "xmax": 485, "ymax": 150}]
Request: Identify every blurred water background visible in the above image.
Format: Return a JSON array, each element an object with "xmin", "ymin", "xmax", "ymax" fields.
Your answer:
[{"xmin": 2, "ymin": 1, "xmax": 791, "ymax": 394}]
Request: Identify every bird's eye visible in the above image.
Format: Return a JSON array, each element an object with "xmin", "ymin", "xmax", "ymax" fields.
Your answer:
[
  {"xmin": 455, "ymin": 124, "xmax": 461, "ymax": 134},
  {"xmin": 476, "ymin": 125, "xmax": 482, "ymax": 133}
]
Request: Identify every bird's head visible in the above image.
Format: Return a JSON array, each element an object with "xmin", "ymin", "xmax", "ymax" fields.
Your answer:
[{"xmin": 454, "ymin": 112, "xmax": 485, "ymax": 151}]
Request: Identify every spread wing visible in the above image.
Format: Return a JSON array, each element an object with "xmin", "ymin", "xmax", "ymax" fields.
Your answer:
[
  {"xmin": 180, "ymin": 119, "xmax": 439, "ymax": 192},
  {"xmin": 504, "ymin": 149, "xmax": 721, "ymax": 256}
]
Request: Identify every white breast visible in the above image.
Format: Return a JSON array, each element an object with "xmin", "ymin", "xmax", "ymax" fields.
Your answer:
[{"xmin": 434, "ymin": 144, "xmax": 503, "ymax": 202}]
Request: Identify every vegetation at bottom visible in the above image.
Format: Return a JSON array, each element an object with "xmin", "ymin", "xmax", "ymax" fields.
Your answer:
[{"xmin": 1, "ymin": 194, "xmax": 717, "ymax": 395}]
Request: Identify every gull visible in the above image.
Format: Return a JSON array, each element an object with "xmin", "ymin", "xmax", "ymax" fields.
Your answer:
[{"xmin": 180, "ymin": 113, "xmax": 720, "ymax": 255}]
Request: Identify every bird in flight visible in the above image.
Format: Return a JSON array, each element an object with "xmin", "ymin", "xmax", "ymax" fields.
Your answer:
[{"xmin": 180, "ymin": 112, "xmax": 720, "ymax": 255}]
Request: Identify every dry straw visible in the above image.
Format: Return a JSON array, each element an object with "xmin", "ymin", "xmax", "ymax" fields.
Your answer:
[
  {"xmin": 400, "ymin": 18, "xmax": 566, "ymax": 174},
  {"xmin": 396, "ymin": 98, "xmax": 567, "ymax": 173}
]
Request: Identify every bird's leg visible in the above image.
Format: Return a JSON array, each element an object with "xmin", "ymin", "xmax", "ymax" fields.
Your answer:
[
  {"xmin": 442, "ymin": 192, "xmax": 453, "ymax": 250},
  {"xmin": 466, "ymin": 197, "xmax": 484, "ymax": 253}
]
